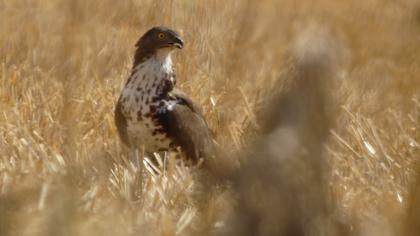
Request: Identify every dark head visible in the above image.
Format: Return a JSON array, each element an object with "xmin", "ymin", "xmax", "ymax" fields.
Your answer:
[
  {"xmin": 133, "ymin": 26, "xmax": 183, "ymax": 66},
  {"xmin": 133, "ymin": 27, "xmax": 183, "ymax": 64},
  {"xmin": 136, "ymin": 26, "xmax": 183, "ymax": 49}
]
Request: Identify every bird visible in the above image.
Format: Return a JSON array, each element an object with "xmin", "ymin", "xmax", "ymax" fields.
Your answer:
[{"xmin": 114, "ymin": 26, "xmax": 215, "ymax": 166}]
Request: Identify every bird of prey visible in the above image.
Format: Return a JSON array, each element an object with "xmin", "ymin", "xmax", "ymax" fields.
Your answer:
[{"xmin": 115, "ymin": 26, "xmax": 214, "ymax": 165}]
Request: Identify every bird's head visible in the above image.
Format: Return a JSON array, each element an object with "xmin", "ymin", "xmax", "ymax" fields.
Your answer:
[{"xmin": 135, "ymin": 26, "xmax": 183, "ymax": 54}]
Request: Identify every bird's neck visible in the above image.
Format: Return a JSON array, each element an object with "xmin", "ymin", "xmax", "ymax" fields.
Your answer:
[
  {"xmin": 126, "ymin": 53, "xmax": 174, "ymax": 98},
  {"xmin": 133, "ymin": 47, "xmax": 173, "ymax": 69}
]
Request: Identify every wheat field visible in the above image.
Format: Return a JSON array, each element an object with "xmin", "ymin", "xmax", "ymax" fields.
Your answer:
[{"xmin": 0, "ymin": 0, "xmax": 419, "ymax": 235}]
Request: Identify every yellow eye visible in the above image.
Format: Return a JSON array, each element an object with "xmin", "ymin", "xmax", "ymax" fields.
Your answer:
[{"xmin": 157, "ymin": 33, "xmax": 166, "ymax": 39}]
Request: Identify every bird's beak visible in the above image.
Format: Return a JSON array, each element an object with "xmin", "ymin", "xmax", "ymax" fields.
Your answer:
[{"xmin": 173, "ymin": 37, "xmax": 184, "ymax": 49}]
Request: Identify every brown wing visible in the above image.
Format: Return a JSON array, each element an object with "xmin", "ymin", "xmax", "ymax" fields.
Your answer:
[
  {"xmin": 156, "ymin": 88, "xmax": 215, "ymax": 162},
  {"xmin": 114, "ymin": 97, "xmax": 130, "ymax": 147}
]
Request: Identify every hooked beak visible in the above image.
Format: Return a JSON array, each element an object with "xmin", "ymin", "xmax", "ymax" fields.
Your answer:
[{"xmin": 172, "ymin": 37, "xmax": 184, "ymax": 49}]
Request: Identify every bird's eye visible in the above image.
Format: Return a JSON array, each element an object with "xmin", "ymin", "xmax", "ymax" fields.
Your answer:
[{"xmin": 157, "ymin": 33, "xmax": 166, "ymax": 39}]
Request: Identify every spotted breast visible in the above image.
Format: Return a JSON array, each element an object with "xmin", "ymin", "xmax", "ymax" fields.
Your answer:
[{"xmin": 116, "ymin": 52, "xmax": 177, "ymax": 153}]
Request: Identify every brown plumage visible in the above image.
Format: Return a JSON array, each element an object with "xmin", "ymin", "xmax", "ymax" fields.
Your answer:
[
  {"xmin": 114, "ymin": 26, "xmax": 214, "ymax": 163},
  {"xmin": 157, "ymin": 88, "xmax": 215, "ymax": 162}
]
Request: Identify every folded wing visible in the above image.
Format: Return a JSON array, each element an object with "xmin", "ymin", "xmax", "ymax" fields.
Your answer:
[{"xmin": 157, "ymin": 88, "xmax": 215, "ymax": 162}]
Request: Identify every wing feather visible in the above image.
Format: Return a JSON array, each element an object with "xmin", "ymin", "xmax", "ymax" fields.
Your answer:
[
  {"xmin": 114, "ymin": 98, "xmax": 130, "ymax": 147},
  {"xmin": 157, "ymin": 89, "xmax": 214, "ymax": 162}
]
